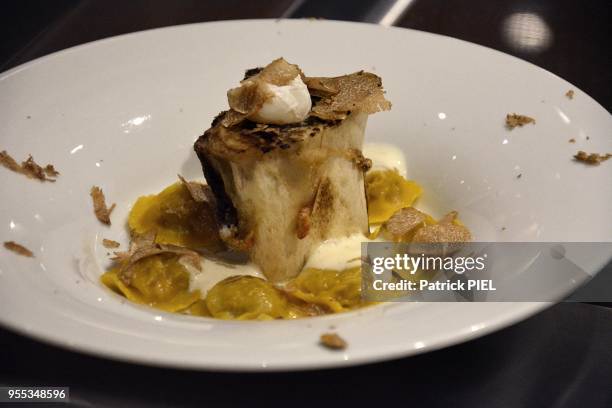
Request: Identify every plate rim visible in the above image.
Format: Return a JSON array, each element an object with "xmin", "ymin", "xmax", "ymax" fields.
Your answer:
[{"xmin": 0, "ymin": 301, "xmax": 552, "ymax": 372}]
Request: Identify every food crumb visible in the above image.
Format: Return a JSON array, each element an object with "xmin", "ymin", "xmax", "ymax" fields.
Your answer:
[
  {"xmin": 346, "ymin": 149, "xmax": 372, "ymax": 172},
  {"xmin": 412, "ymin": 211, "xmax": 472, "ymax": 243},
  {"xmin": 573, "ymin": 151, "xmax": 612, "ymax": 165},
  {"xmin": 0, "ymin": 150, "xmax": 21, "ymax": 172},
  {"xmin": 113, "ymin": 231, "xmax": 201, "ymax": 284},
  {"xmin": 0, "ymin": 150, "xmax": 59, "ymax": 182},
  {"xmin": 22, "ymin": 156, "xmax": 50, "ymax": 181},
  {"xmin": 102, "ymin": 239, "xmax": 120, "ymax": 249},
  {"xmin": 296, "ymin": 206, "xmax": 311, "ymax": 239},
  {"xmin": 320, "ymin": 333, "xmax": 347, "ymax": 350},
  {"xmin": 568, "ymin": 138, "xmax": 576, "ymax": 143},
  {"xmin": 505, "ymin": 113, "xmax": 535, "ymax": 129},
  {"xmin": 4, "ymin": 241, "xmax": 34, "ymax": 257},
  {"xmin": 384, "ymin": 207, "xmax": 427, "ymax": 239},
  {"xmin": 90, "ymin": 186, "xmax": 116, "ymax": 225},
  {"xmin": 177, "ymin": 174, "xmax": 210, "ymax": 203},
  {"xmin": 43, "ymin": 164, "xmax": 59, "ymax": 177},
  {"xmin": 565, "ymin": 90, "xmax": 574, "ymax": 99}
]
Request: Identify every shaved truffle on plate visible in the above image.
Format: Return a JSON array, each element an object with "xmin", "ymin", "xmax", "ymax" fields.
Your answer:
[
  {"xmin": 111, "ymin": 231, "xmax": 201, "ymax": 285},
  {"xmin": 0, "ymin": 150, "xmax": 22, "ymax": 173},
  {"xmin": 320, "ymin": 333, "xmax": 347, "ymax": 350},
  {"xmin": 505, "ymin": 113, "xmax": 535, "ymax": 129},
  {"xmin": 102, "ymin": 239, "xmax": 120, "ymax": 249},
  {"xmin": 90, "ymin": 186, "xmax": 116, "ymax": 225},
  {"xmin": 412, "ymin": 211, "xmax": 472, "ymax": 243},
  {"xmin": 0, "ymin": 150, "xmax": 59, "ymax": 182},
  {"xmin": 4, "ymin": 241, "xmax": 34, "ymax": 257},
  {"xmin": 573, "ymin": 151, "xmax": 612, "ymax": 165},
  {"xmin": 383, "ymin": 207, "xmax": 428, "ymax": 241}
]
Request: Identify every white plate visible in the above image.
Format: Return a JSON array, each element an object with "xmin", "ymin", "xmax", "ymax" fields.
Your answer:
[{"xmin": 1, "ymin": 20, "xmax": 611, "ymax": 371}]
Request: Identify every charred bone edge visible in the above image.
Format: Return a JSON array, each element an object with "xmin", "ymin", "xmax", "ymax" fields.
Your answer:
[{"xmin": 195, "ymin": 149, "xmax": 238, "ymax": 228}]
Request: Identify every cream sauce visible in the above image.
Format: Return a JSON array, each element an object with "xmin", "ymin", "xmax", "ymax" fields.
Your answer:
[
  {"xmin": 303, "ymin": 232, "xmax": 379, "ymax": 271},
  {"xmin": 363, "ymin": 142, "xmax": 407, "ymax": 177},
  {"xmin": 188, "ymin": 253, "xmax": 263, "ymax": 295}
]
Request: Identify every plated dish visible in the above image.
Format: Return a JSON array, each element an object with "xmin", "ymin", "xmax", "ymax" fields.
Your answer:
[
  {"xmin": 0, "ymin": 19, "xmax": 610, "ymax": 370},
  {"xmin": 98, "ymin": 57, "xmax": 470, "ymax": 321}
]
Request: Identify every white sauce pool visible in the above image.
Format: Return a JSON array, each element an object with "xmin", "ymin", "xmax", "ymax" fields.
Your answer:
[
  {"xmin": 188, "ymin": 254, "xmax": 263, "ymax": 295},
  {"xmin": 304, "ymin": 233, "xmax": 369, "ymax": 271},
  {"xmin": 363, "ymin": 142, "xmax": 407, "ymax": 177}
]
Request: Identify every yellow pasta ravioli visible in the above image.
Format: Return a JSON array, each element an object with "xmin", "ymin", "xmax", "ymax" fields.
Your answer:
[
  {"xmin": 101, "ymin": 253, "xmax": 200, "ymax": 312},
  {"xmin": 101, "ymin": 169, "xmax": 467, "ymax": 320},
  {"xmin": 366, "ymin": 169, "xmax": 423, "ymax": 224},
  {"xmin": 128, "ymin": 182, "xmax": 220, "ymax": 249}
]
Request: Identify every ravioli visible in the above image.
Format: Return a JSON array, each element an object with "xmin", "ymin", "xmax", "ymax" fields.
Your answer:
[
  {"xmin": 205, "ymin": 276, "xmax": 307, "ymax": 320},
  {"xmin": 366, "ymin": 169, "xmax": 423, "ymax": 224},
  {"xmin": 202, "ymin": 269, "xmax": 368, "ymax": 320},
  {"xmin": 128, "ymin": 182, "xmax": 220, "ymax": 249},
  {"xmin": 287, "ymin": 267, "xmax": 364, "ymax": 313},
  {"xmin": 101, "ymin": 170, "xmax": 467, "ymax": 320},
  {"xmin": 101, "ymin": 253, "xmax": 201, "ymax": 312}
]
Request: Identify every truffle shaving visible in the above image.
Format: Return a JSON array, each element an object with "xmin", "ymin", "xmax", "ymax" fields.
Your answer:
[
  {"xmin": 384, "ymin": 207, "xmax": 427, "ymax": 240},
  {"xmin": 296, "ymin": 206, "xmax": 311, "ymax": 239},
  {"xmin": 346, "ymin": 148, "xmax": 372, "ymax": 172},
  {"xmin": 90, "ymin": 186, "xmax": 116, "ymax": 225},
  {"xmin": 505, "ymin": 113, "xmax": 535, "ymax": 129},
  {"xmin": 248, "ymin": 57, "xmax": 303, "ymax": 86},
  {"xmin": 412, "ymin": 211, "xmax": 472, "ymax": 243},
  {"xmin": 0, "ymin": 150, "xmax": 22, "ymax": 172},
  {"xmin": 177, "ymin": 174, "xmax": 215, "ymax": 204},
  {"xmin": 574, "ymin": 151, "xmax": 612, "ymax": 165},
  {"xmin": 320, "ymin": 333, "xmax": 347, "ymax": 350},
  {"xmin": 22, "ymin": 156, "xmax": 52, "ymax": 181},
  {"xmin": 102, "ymin": 239, "xmax": 120, "ymax": 249},
  {"xmin": 226, "ymin": 58, "xmax": 304, "ymax": 120},
  {"xmin": 112, "ymin": 231, "xmax": 156, "ymax": 263},
  {"xmin": 3, "ymin": 241, "xmax": 34, "ymax": 257},
  {"xmin": 305, "ymin": 71, "xmax": 391, "ymax": 120},
  {"xmin": 0, "ymin": 150, "xmax": 59, "ymax": 182},
  {"xmin": 113, "ymin": 231, "xmax": 201, "ymax": 284},
  {"xmin": 44, "ymin": 164, "xmax": 60, "ymax": 177}
]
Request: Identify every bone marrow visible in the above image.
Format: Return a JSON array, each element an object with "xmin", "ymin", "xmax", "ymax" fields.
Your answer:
[{"xmin": 194, "ymin": 58, "xmax": 391, "ymax": 282}]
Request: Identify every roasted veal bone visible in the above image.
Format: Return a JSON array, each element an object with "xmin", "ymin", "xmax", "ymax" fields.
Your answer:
[{"xmin": 194, "ymin": 67, "xmax": 390, "ymax": 283}]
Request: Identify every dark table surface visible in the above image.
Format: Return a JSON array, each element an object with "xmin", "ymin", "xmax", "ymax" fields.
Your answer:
[{"xmin": 1, "ymin": 1, "xmax": 611, "ymax": 407}]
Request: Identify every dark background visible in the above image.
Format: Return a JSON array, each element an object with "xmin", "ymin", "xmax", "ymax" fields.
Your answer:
[
  {"xmin": 1, "ymin": 0, "xmax": 611, "ymax": 111},
  {"xmin": 1, "ymin": 1, "xmax": 611, "ymax": 407}
]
